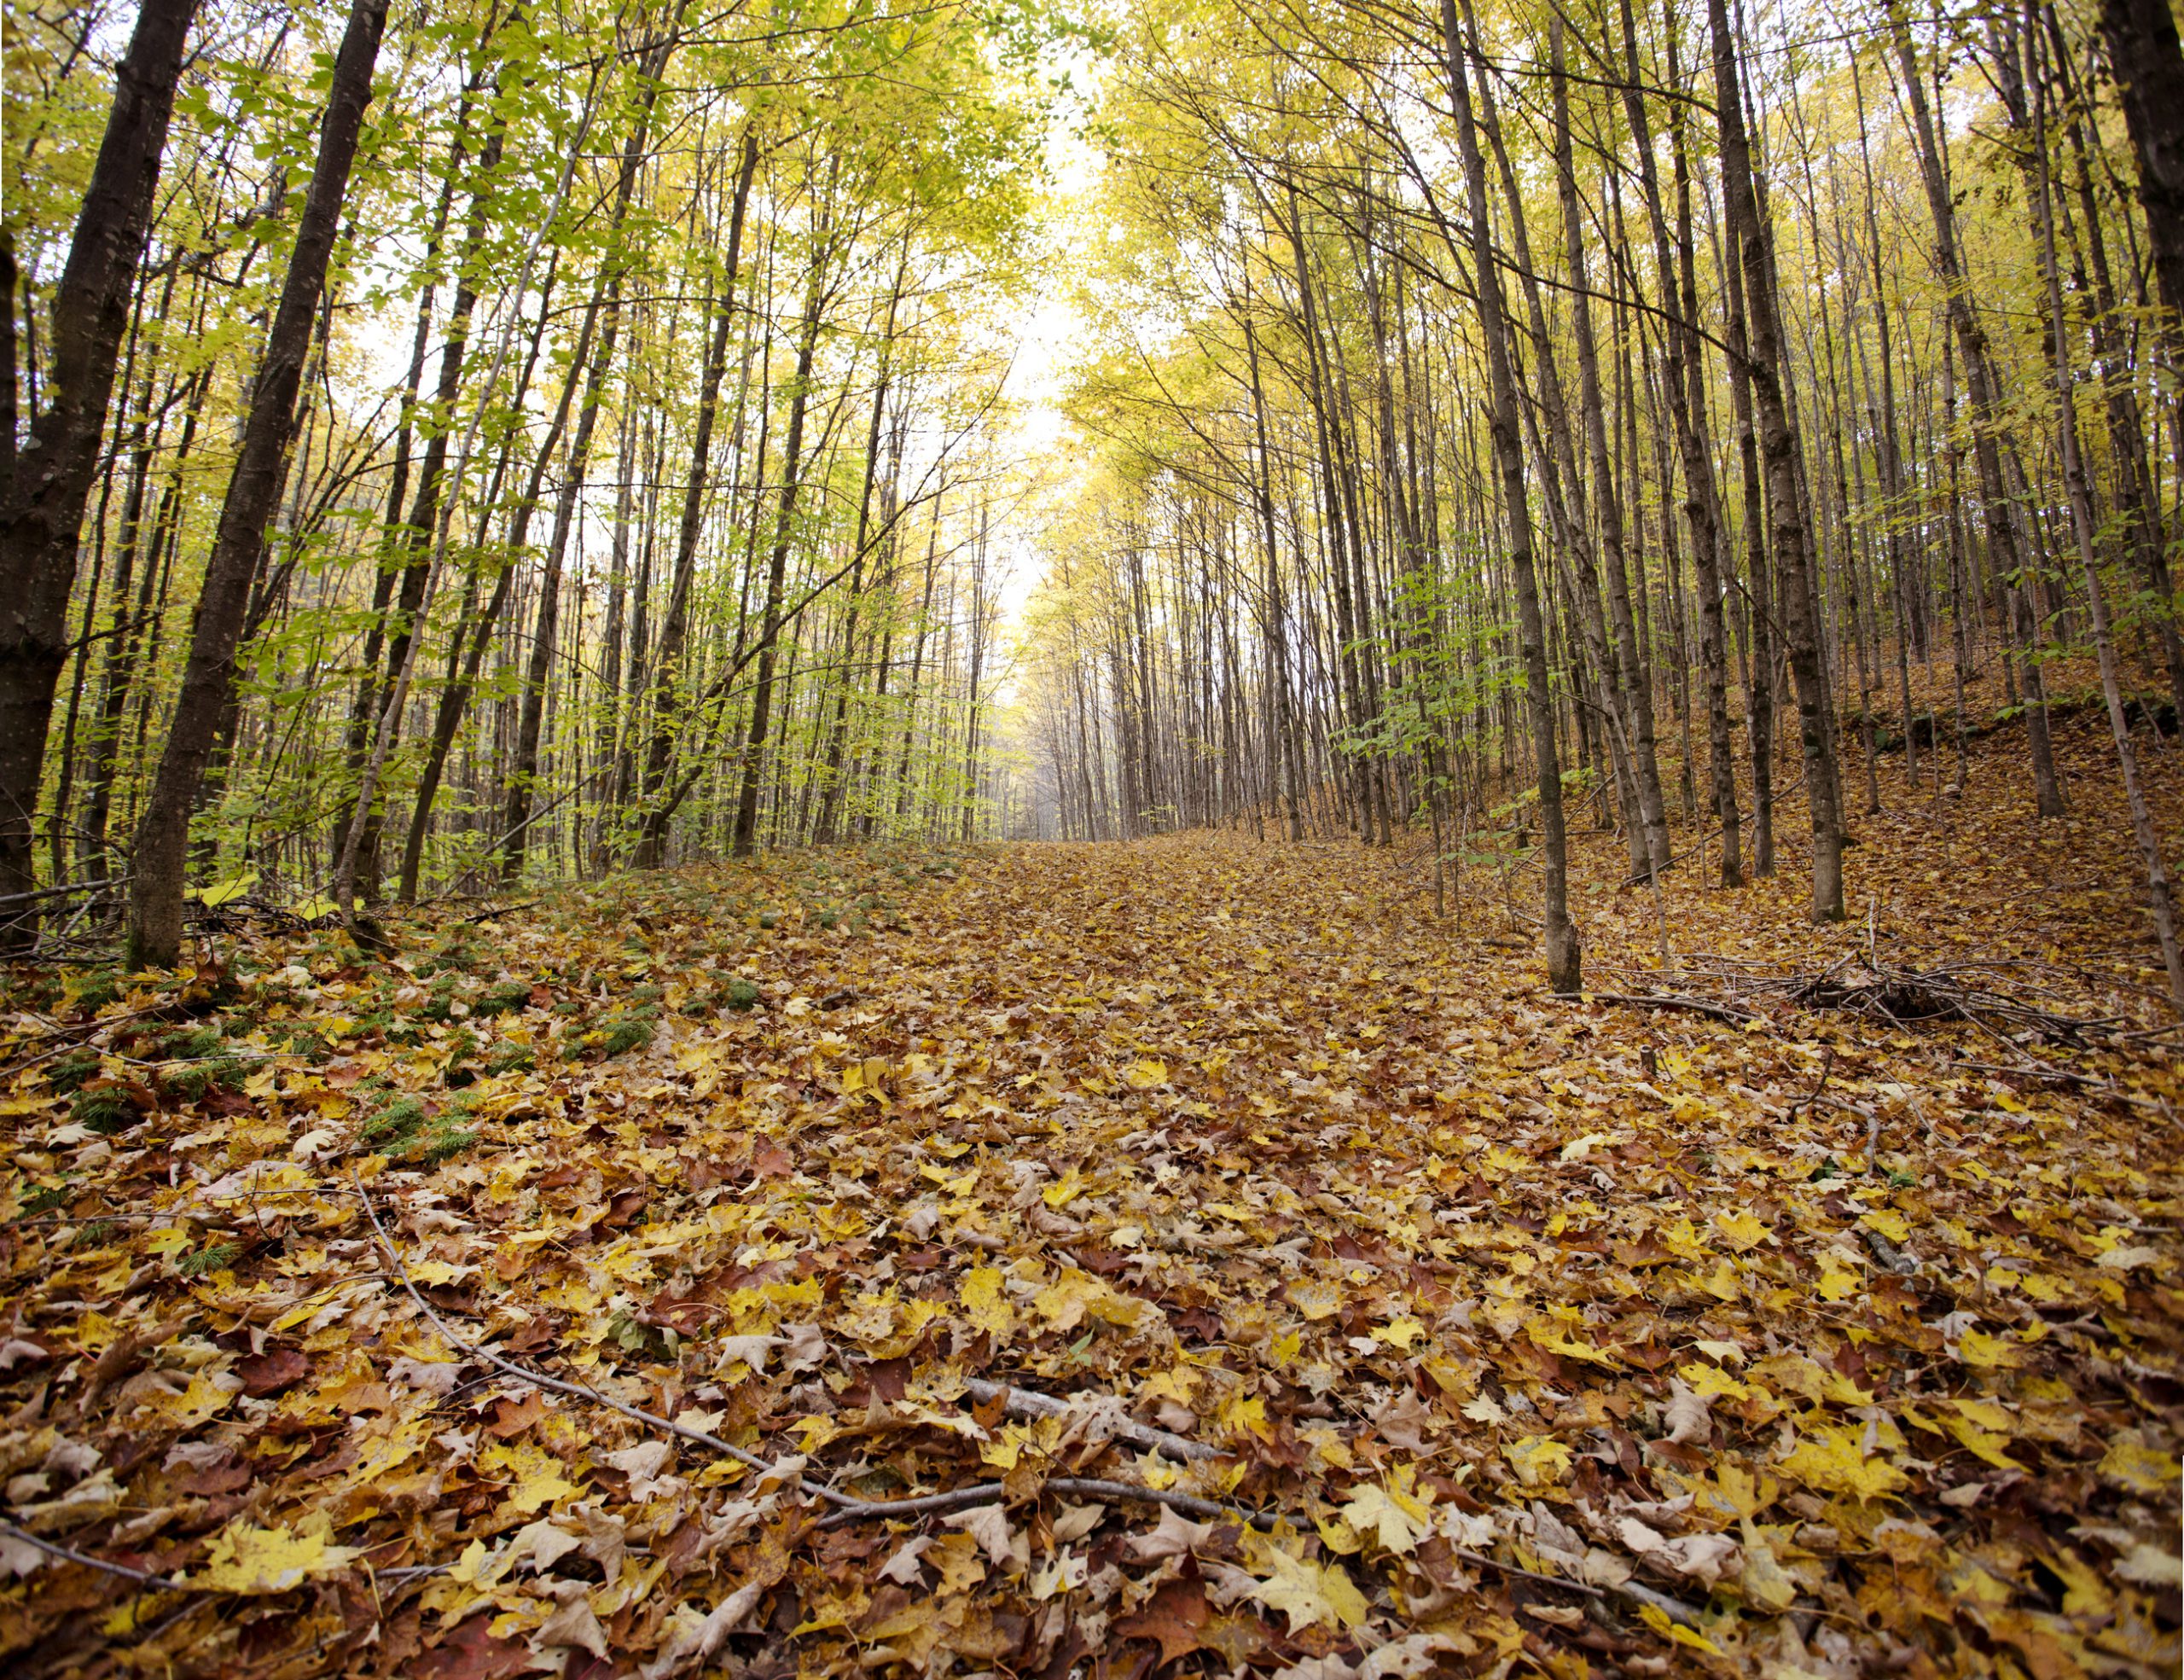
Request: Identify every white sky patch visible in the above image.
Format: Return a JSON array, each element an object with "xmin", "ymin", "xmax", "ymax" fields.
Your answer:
[{"xmin": 981, "ymin": 67, "xmax": 1107, "ymax": 698}]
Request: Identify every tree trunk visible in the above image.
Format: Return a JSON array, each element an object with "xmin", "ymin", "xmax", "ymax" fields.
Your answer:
[
  {"xmin": 126, "ymin": 0, "xmax": 387, "ymax": 967},
  {"xmin": 0, "ymin": 0, "xmax": 202, "ymax": 943},
  {"xmin": 2101, "ymin": 0, "xmax": 2184, "ymax": 332},
  {"xmin": 1441, "ymin": 0, "xmax": 1580, "ymax": 992},
  {"xmin": 814, "ymin": 242, "xmax": 908, "ymax": 846},
  {"xmin": 2027, "ymin": 25, "xmax": 2184, "ymax": 1011},
  {"xmin": 1889, "ymin": 7, "xmax": 2065, "ymax": 818},
  {"xmin": 1710, "ymin": 0, "xmax": 1844, "ymax": 921},
  {"xmin": 728, "ymin": 201, "xmax": 828, "ymax": 862},
  {"xmin": 632, "ymin": 129, "xmax": 761, "ymax": 868}
]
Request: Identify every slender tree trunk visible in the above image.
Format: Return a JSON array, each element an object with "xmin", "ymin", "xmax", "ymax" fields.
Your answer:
[
  {"xmin": 126, "ymin": 0, "xmax": 387, "ymax": 966},
  {"xmin": 398, "ymin": 259, "xmax": 575, "ymax": 904},
  {"xmin": 0, "ymin": 0, "xmax": 202, "ymax": 942},
  {"xmin": 1442, "ymin": 0, "xmax": 1579, "ymax": 991},
  {"xmin": 893, "ymin": 479, "xmax": 943, "ymax": 827},
  {"xmin": 500, "ymin": 35, "xmax": 672, "ymax": 881},
  {"xmin": 2027, "ymin": 26, "xmax": 2184, "ymax": 1010},
  {"xmin": 1664, "ymin": 32, "xmax": 1740, "ymax": 884},
  {"xmin": 728, "ymin": 199, "xmax": 828, "ymax": 861},
  {"xmin": 1719, "ymin": 181, "xmax": 1776, "ymax": 873},
  {"xmin": 633, "ymin": 129, "xmax": 760, "ymax": 868},
  {"xmin": 1711, "ymin": 0, "xmax": 1844, "ymax": 921},
  {"xmin": 2101, "ymin": 0, "xmax": 2184, "ymax": 334},
  {"xmin": 960, "ymin": 497, "xmax": 990, "ymax": 844},
  {"xmin": 814, "ymin": 242, "xmax": 908, "ymax": 846},
  {"xmin": 332, "ymin": 137, "xmax": 460, "ymax": 879},
  {"xmin": 1889, "ymin": 7, "xmax": 2065, "ymax": 817}
]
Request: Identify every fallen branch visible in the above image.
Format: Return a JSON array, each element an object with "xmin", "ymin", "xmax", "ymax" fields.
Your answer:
[
  {"xmin": 1861, "ymin": 1226, "xmax": 1915, "ymax": 1274},
  {"xmin": 0, "ymin": 1516, "xmax": 187, "ymax": 1590},
  {"xmin": 1950, "ymin": 1057, "xmax": 2100, "ymax": 1085},
  {"xmin": 0, "ymin": 875, "xmax": 126, "ymax": 910},
  {"xmin": 1436, "ymin": 1544, "xmax": 1701, "ymax": 1629},
  {"xmin": 815, "ymin": 1476, "xmax": 1269, "ymax": 1528},
  {"xmin": 1598, "ymin": 950, "xmax": 2127, "ymax": 1044},
  {"xmin": 462, "ymin": 900, "xmax": 540, "ymax": 925},
  {"xmin": 961, "ymin": 1377, "xmax": 1222, "ymax": 1463},
  {"xmin": 0, "ymin": 1516, "xmax": 442, "ymax": 1594},
  {"xmin": 1947, "ymin": 1059, "xmax": 2164, "ymax": 1109},
  {"xmin": 366, "ymin": 1169, "xmax": 1699, "ymax": 1625},
  {"xmin": 1787, "ymin": 1048, "xmax": 1837, "ymax": 1119},
  {"xmin": 354, "ymin": 1170, "xmax": 1271, "ymax": 1531},
  {"xmin": 1583, "ymin": 991, "xmax": 1757, "ymax": 1026}
]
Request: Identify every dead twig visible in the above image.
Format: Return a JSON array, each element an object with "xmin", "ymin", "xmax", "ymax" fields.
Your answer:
[
  {"xmin": 0, "ymin": 1516, "xmax": 188, "ymax": 1590},
  {"xmin": 1583, "ymin": 991, "xmax": 1757, "ymax": 1026},
  {"xmin": 961, "ymin": 1377, "xmax": 1221, "ymax": 1464},
  {"xmin": 354, "ymin": 1169, "xmax": 1270, "ymax": 1531},
  {"xmin": 1610, "ymin": 950, "xmax": 2123, "ymax": 1044},
  {"xmin": 462, "ymin": 900, "xmax": 539, "ymax": 925},
  {"xmin": 0, "ymin": 1515, "xmax": 444, "ymax": 1594},
  {"xmin": 1788, "ymin": 1048, "xmax": 1837, "ymax": 1119}
]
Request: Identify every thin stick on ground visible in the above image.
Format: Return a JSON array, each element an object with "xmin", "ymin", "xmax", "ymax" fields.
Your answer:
[{"xmin": 352, "ymin": 1168, "xmax": 1268, "ymax": 1528}]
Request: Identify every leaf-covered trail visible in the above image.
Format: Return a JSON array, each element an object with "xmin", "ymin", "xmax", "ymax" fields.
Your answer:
[{"xmin": 6, "ymin": 722, "xmax": 2184, "ymax": 1677}]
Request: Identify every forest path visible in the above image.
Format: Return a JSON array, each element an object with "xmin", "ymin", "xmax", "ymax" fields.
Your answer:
[{"xmin": 7, "ymin": 714, "xmax": 2184, "ymax": 1675}]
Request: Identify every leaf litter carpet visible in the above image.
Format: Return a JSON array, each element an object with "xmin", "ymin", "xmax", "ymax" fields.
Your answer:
[{"xmin": 5, "ymin": 777, "xmax": 2183, "ymax": 1677}]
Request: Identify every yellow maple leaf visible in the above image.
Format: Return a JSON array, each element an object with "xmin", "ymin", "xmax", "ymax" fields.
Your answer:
[
  {"xmin": 1816, "ymin": 1253, "xmax": 1861, "ymax": 1302},
  {"xmin": 1939, "ymin": 1410, "xmax": 2021, "ymax": 1471},
  {"xmin": 1779, "ymin": 1426, "xmax": 1907, "ymax": 1500},
  {"xmin": 1287, "ymin": 1279, "xmax": 1341, "ymax": 1321},
  {"xmin": 1374, "ymin": 1316, "xmax": 1426, "ymax": 1352},
  {"xmin": 2097, "ymin": 1435, "xmax": 2180, "ymax": 1494},
  {"xmin": 190, "ymin": 1514, "xmax": 361, "ymax": 1595},
  {"xmin": 1946, "ymin": 1396, "xmax": 2014, "ymax": 1433},
  {"xmin": 1124, "ymin": 1059, "xmax": 1169, "ymax": 1090},
  {"xmin": 1859, "ymin": 1208, "xmax": 1912, "ymax": 1245},
  {"xmin": 1222, "ymin": 1391, "xmax": 1273, "ymax": 1442},
  {"xmin": 152, "ymin": 1372, "xmax": 234, "ymax": 1428},
  {"xmin": 1042, "ymin": 1167, "xmax": 1083, "ymax": 1209},
  {"xmin": 1638, "ymin": 1601, "xmax": 1725, "ymax": 1656},
  {"xmin": 1504, "ymin": 1434, "xmax": 1572, "ymax": 1487},
  {"xmin": 1528, "ymin": 1318, "xmax": 1617, "ymax": 1366},
  {"xmin": 484, "ymin": 1440, "xmax": 580, "ymax": 1514},
  {"xmin": 1716, "ymin": 1209, "xmax": 1768, "ymax": 1250},
  {"xmin": 1140, "ymin": 1365, "xmax": 1199, "ymax": 1404},
  {"xmin": 1341, "ymin": 1480, "xmax": 1432, "ymax": 1555},
  {"xmin": 1677, "ymin": 1361, "xmax": 1751, "ymax": 1402},
  {"xmin": 960, "ymin": 1266, "xmax": 1015, "ymax": 1339},
  {"xmin": 1702, "ymin": 1459, "xmax": 1780, "ymax": 1520},
  {"xmin": 1738, "ymin": 1520, "xmax": 1801, "ymax": 1612},
  {"xmin": 1316, "ymin": 1513, "xmax": 1364, "ymax": 1555},
  {"xmin": 1034, "ymin": 1269, "xmax": 1147, "ymax": 1331},
  {"xmin": 1246, "ymin": 1543, "xmax": 1368, "ymax": 1631},
  {"xmin": 1955, "ymin": 1328, "xmax": 2023, "ymax": 1369}
]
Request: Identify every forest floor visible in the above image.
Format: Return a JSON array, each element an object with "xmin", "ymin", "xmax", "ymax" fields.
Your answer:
[{"xmin": 3, "ymin": 692, "xmax": 2183, "ymax": 1679}]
